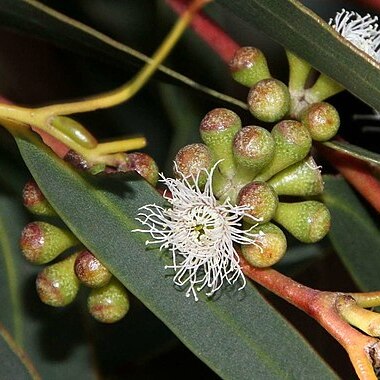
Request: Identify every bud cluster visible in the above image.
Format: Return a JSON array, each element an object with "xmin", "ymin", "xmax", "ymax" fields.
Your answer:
[
  {"xmin": 174, "ymin": 101, "xmax": 331, "ymax": 267},
  {"xmin": 229, "ymin": 46, "xmax": 340, "ymax": 141},
  {"xmin": 20, "ymin": 179, "xmax": 129, "ymax": 323}
]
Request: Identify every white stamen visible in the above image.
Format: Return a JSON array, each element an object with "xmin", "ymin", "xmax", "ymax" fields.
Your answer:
[
  {"xmin": 329, "ymin": 9, "xmax": 380, "ymax": 61},
  {"xmin": 134, "ymin": 162, "xmax": 261, "ymax": 301}
]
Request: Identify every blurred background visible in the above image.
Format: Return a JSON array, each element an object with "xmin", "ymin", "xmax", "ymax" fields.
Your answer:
[{"xmin": 0, "ymin": 1, "xmax": 379, "ymax": 378}]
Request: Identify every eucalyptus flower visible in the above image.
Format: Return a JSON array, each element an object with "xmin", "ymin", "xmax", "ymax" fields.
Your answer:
[
  {"xmin": 134, "ymin": 163, "xmax": 261, "ymax": 301},
  {"xmin": 329, "ymin": 9, "xmax": 380, "ymax": 61}
]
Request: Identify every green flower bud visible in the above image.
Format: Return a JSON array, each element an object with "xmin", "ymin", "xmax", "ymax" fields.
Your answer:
[
  {"xmin": 268, "ymin": 156, "xmax": 324, "ymax": 196},
  {"xmin": 229, "ymin": 46, "xmax": 271, "ymax": 87},
  {"xmin": 22, "ymin": 179, "xmax": 57, "ymax": 217},
  {"xmin": 50, "ymin": 116, "xmax": 97, "ymax": 149},
  {"xmin": 200, "ymin": 108, "xmax": 241, "ymax": 177},
  {"xmin": 174, "ymin": 143, "xmax": 212, "ymax": 187},
  {"xmin": 237, "ymin": 182, "xmax": 278, "ymax": 224},
  {"xmin": 241, "ymin": 223, "xmax": 287, "ymax": 267},
  {"xmin": 233, "ymin": 126, "xmax": 275, "ymax": 180},
  {"xmin": 88, "ymin": 278, "xmax": 129, "ymax": 323},
  {"xmin": 36, "ymin": 253, "xmax": 80, "ymax": 307},
  {"xmin": 273, "ymin": 201, "xmax": 331, "ymax": 243},
  {"xmin": 125, "ymin": 152, "xmax": 159, "ymax": 186},
  {"xmin": 255, "ymin": 120, "xmax": 312, "ymax": 181},
  {"xmin": 300, "ymin": 102, "xmax": 340, "ymax": 141},
  {"xmin": 247, "ymin": 79, "xmax": 290, "ymax": 123},
  {"xmin": 20, "ymin": 222, "xmax": 78, "ymax": 264},
  {"xmin": 74, "ymin": 250, "xmax": 112, "ymax": 288}
]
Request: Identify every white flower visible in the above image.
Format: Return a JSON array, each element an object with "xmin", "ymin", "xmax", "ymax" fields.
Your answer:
[
  {"xmin": 134, "ymin": 162, "xmax": 261, "ymax": 301},
  {"xmin": 329, "ymin": 9, "xmax": 380, "ymax": 61}
]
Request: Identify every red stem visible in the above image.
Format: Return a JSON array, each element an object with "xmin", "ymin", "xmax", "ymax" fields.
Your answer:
[
  {"xmin": 240, "ymin": 257, "xmax": 378, "ymax": 379},
  {"xmin": 166, "ymin": 0, "xmax": 240, "ymax": 62}
]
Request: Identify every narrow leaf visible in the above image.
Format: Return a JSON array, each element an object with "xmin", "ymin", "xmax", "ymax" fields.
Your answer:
[
  {"xmin": 323, "ymin": 141, "xmax": 380, "ymax": 167},
  {"xmin": 14, "ymin": 130, "xmax": 337, "ymax": 379},
  {"xmin": 323, "ymin": 175, "xmax": 380, "ymax": 290},
  {"xmin": 215, "ymin": 0, "xmax": 380, "ymax": 110}
]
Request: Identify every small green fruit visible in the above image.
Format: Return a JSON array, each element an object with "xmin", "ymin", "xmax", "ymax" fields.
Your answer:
[
  {"xmin": 255, "ymin": 120, "xmax": 312, "ymax": 181},
  {"xmin": 200, "ymin": 108, "xmax": 241, "ymax": 177},
  {"xmin": 268, "ymin": 156, "xmax": 324, "ymax": 196},
  {"xmin": 36, "ymin": 253, "xmax": 80, "ymax": 307},
  {"xmin": 88, "ymin": 278, "xmax": 129, "ymax": 323},
  {"xmin": 233, "ymin": 126, "xmax": 275, "ymax": 180},
  {"xmin": 20, "ymin": 221, "xmax": 78, "ymax": 264},
  {"xmin": 22, "ymin": 179, "xmax": 57, "ymax": 216},
  {"xmin": 74, "ymin": 250, "xmax": 112, "ymax": 288},
  {"xmin": 247, "ymin": 79, "xmax": 290, "ymax": 123},
  {"xmin": 241, "ymin": 223, "xmax": 287, "ymax": 268},
  {"xmin": 229, "ymin": 46, "xmax": 271, "ymax": 87},
  {"xmin": 300, "ymin": 102, "xmax": 340, "ymax": 141},
  {"xmin": 273, "ymin": 201, "xmax": 331, "ymax": 243},
  {"xmin": 174, "ymin": 143, "xmax": 212, "ymax": 187},
  {"xmin": 124, "ymin": 152, "xmax": 159, "ymax": 186},
  {"xmin": 237, "ymin": 182, "xmax": 278, "ymax": 224}
]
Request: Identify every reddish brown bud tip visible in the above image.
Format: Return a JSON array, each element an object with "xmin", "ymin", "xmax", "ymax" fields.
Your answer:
[
  {"xmin": 126, "ymin": 152, "xmax": 159, "ymax": 186},
  {"xmin": 229, "ymin": 47, "xmax": 271, "ymax": 87},
  {"xmin": 247, "ymin": 79, "xmax": 290, "ymax": 123},
  {"xmin": 233, "ymin": 126, "xmax": 275, "ymax": 174},
  {"xmin": 174, "ymin": 143, "xmax": 212, "ymax": 186},
  {"xmin": 20, "ymin": 222, "xmax": 78, "ymax": 264},
  {"xmin": 22, "ymin": 180, "xmax": 56, "ymax": 216},
  {"xmin": 74, "ymin": 250, "xmax": 112, "ymax": 288},
  {"xmin": 238, "ymin": 181, "xmax": 278, "ymax": 223},
  {"xmin": 200, "ymin": 108, "xmax": 241, "ymax": 177},
  {"xmin": 200, "ymin": 108, "xmax": 241, "ymax": 133},
  {"xmin": 300, "ymin": 102, "xmax": 340, "ymax": 141}
]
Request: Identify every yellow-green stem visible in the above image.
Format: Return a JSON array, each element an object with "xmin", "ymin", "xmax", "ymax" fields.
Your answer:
[
  {"xmin": 306, "ymin": 73, "xmax": 344, "ymax": 102},
  {"xmin": 286, "ymin": 50, "xmax": 312, "ymax": 92}
]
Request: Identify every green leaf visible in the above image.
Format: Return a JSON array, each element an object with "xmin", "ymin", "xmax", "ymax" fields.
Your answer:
[
  {"xmin": 0, "ymin": 322, "xmax": 41, "ymax": 380},
  {"xmin": 323, "ymin": 141, "xmax": 380, "ymax": 166},
  {"xmin": 14, "ymin": 130, "xmax": 338, "ymax": 379},
  {"xmin": 0, "ymin": 0, "xmax": 245, "ymax": 110},
  {"xmin": 215, "ymin": 0, "xmax": 380, "ymax": 110},
  {"xmin": 323, "ymin": 176, "xmax": 380, "ymax": 291}
]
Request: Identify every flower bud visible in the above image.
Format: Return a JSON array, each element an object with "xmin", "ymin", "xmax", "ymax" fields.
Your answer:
[
  {"xmin": 36, "ymin": 253, "xmax": 80, "ymax": 307},
  {"xmin": 74, "ymin": 250, "xmax": 112, "ymax": 288},
  {"xmin": 237, "ymin": 182, "xmax": 278, "ymax": 224},
  {"xmin": 233, "ymin": 126, "xmax": 275, "ymax": 179},
  {"xmin": 50, "ymin": 116, "xmax": 98, "ymax": 149},
  {"xmin": 229, "ymin": 47, "xmax": 271, "ymax": 87},
  {"xmin": 20, "ymin": 222, "xmax": 78, "ymax": 264},
  {"xmin": 174, "ymin": 143, "xmax": 212, "ymax": 187},
  {"xmin": 273, "ymin": 201, "xmax": 331, "ymax": 243},
  {"xmin": 268, "ymin": 156, "xmax": 324, "ymax": 196},
  {"xmin": 300, "ymin": 102, "xmax": 340, "ymax": 141},
  {"xmin": 125, "ymin": 152, "xmax": 159, "ymax": 186},
  {"xmin": 200, "ymin": 108, "xmax": 241, "ymax": 177},
  {"xmin": 22, "ymin": 179, "xmax": 57, "ymax": 216},
  {"xmin": 64, "ymin": 150, "xmax": 90, "ymax": 171},
  {"xmin": 255, "ymin": 120, "xmax": 312, "ymax": 181},
  {"xmin": 247, "ymin": 79, "xmax": 290, "ymax": 123},
  {"xmin": 88, "ymin": 278, "xmax": 129, "ymax": 323},
  {"xmin": 241, "ymin": 223, "xmax": 287, "ymax": 267}
]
